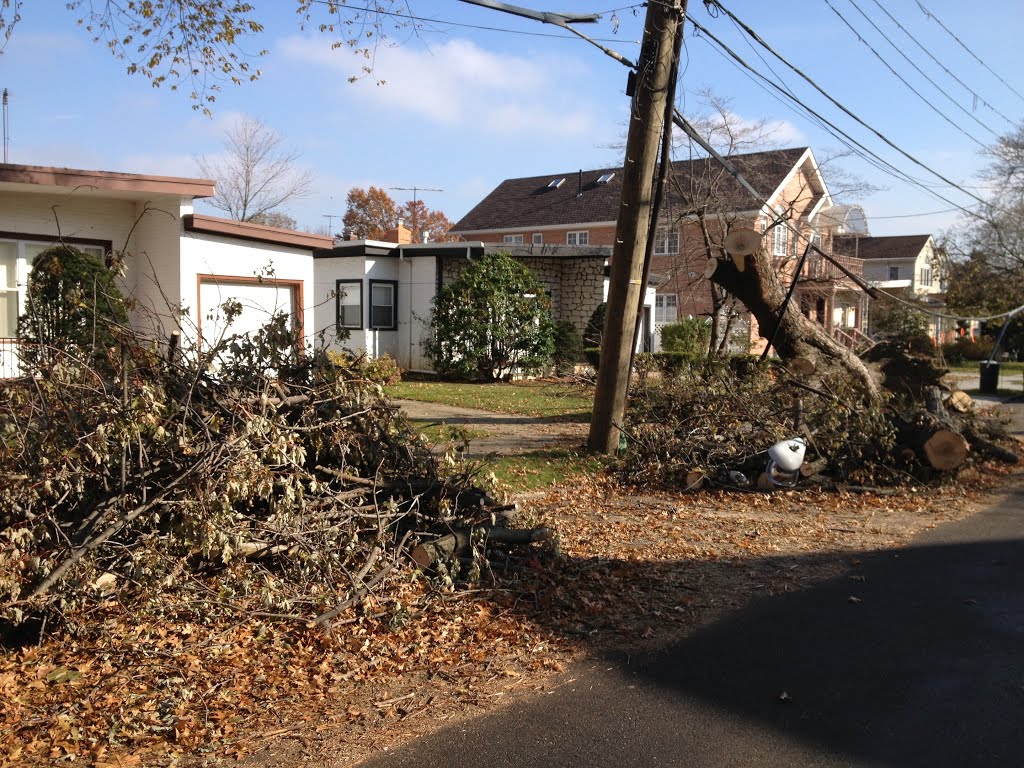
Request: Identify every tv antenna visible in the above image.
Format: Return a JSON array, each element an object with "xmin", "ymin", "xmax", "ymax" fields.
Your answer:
[
  {"xmin": 390, "ymin": 185, "xmax": 443, "ymax": 240},
  {"xmin": 322, "ymin": 213, "xmax": 342, "ymax": 235},
  {"xmin": 2, "ymin": 89, "xmax": 9, "ymax": 163}
]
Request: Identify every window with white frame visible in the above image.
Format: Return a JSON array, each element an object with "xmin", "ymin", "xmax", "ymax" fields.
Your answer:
[
  {"xmin": 566, "ymin": 231, "xmax": 589, "ymax": 246},
  {"xmin": 920, "ymin": 267, "xmax": 932, "ymax": 287},
  {"xmin": 0, "ymin": 238, "xmax": 107, "ymax": 339},
  {"xmin": 369, "ymin": 280, "xmax": 397, "ymax": 330},
  {"xmin": 0, "ymin": 243, "xmax": 17, "ymax": 339},
  {"xmin": 888, "ymin": 266, "xmax": 900, "ymax": 281},
  {"xmin": 532, "ymin": 233, "xmax": 543, "ymax": 245},
  {"xmin": 335, "ymin": 279, "xmax": 362, "ymax": 331},
  {"xmin": 503, "ymin": 234, "xmax": 524, "ymax": 245},
  {"xmin": 770, "ymin": 208, "xmax": 788, "ymax": 257},
  {"xmin": 653, "ymin": 225, "xmax": 679, "ymax": 255},
  {"xmin": 655, "ymin": 294, "xmax": 678, "ymax": 324}
]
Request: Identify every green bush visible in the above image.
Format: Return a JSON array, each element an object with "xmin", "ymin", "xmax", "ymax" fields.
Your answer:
[
  {"xmin": 940, "ymin": 336, "xmax": 996, "ymax": 365},
  {"xmin": 18, "ymin": 245, "xmax": 129, "ymax": 373},
  {"xmin": 552, "ymin": 320, "xmax": 583, "ymax": 375},
  {"xmin": 652, "ymin": 351, "xmax": 694, "ymax": 377},
  {"xmin": 426, "ymin": 252, "xmax": 555, "ymax": 381},
  {"xmin": 658, "ymin": 318, "xmax": 710, "ymax": 357},
  {"xmin": 584, "ymin": 347, "xmax": 601, "ymax": 369}
]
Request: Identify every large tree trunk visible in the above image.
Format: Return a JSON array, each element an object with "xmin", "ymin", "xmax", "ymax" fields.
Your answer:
[{"xmin": 711, "ymin": 247, "xmax": 881, "ymax": 400}]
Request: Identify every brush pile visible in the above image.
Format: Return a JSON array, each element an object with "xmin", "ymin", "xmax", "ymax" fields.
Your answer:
[
  {"xmin": 619, "ymin": 355, "xmax": 1019, "ymax": 491},
  {"xmin": 0, "ymin": 320, "xmax": 499, "ymax": 637}
]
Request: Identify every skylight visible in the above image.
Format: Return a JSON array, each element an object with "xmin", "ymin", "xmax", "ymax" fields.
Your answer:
[
  {"xmin": 547, "ymin": 178, "xmax": 565, "ymax": 189},
  {"xmin": 596, "ymin": 172, "xmax": 615, "ymax": 184}
]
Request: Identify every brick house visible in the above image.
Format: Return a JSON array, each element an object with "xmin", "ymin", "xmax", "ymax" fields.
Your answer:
[{"xmin": 452, "ymin": 147, "xmax": 876, "ymax": 352}]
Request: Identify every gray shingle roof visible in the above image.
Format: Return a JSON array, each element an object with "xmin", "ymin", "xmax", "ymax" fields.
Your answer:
[
  {"xmin": 833, "ymin": 234, "xmax": 932, "ymax": 261},
  {"xmin": 452, "ymin": 147, "xmax": 811, "ymax": 233}
]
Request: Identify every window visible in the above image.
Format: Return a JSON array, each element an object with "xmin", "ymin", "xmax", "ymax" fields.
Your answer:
[
  {"xmin": 0, "ymin": 237, "xmax": 108, "ymax": 339},
  {"xmin": 770, "ymin": 208, "xmax": 788, "ymax": 257},
  {"xmin": 335, "ymin": 279, "xmax": 362, "ymax": 331},
  {"xmin": 653, "ymin": 225, "xmax": 679, "ymax": 255},
  {"xmin": 655, "ymin": 294, "xmax": 678, "ymax": 324},
  {"xmin": 920, "ymin": 267, "xmax": 932, "ymax": 287},
  {"xmin": 369, "ymin": 280, "xmax": 397, "ymax": 330},
  {"xmin": 503, "ymin": 234, "xmax": 524, "ymax": 245},
  {"xmin": 566, "ymin": 231, "xmax": 589, "ymax": 246},
  {"xmin": 0, "ymin": 243, "xmax": 17, "ymax": 338},
  {"xmin": 888, "ymin": 266, "xmax": 900, "ymax": 281},
  {"xmin": 532, "ymin": 233, "xmax": 543, "ymax": 245}
]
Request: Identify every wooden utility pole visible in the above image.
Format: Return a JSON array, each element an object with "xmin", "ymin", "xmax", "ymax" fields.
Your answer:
[{"xmin": 588, "ymin": 0, "xmax": 686, "ymax": 454}]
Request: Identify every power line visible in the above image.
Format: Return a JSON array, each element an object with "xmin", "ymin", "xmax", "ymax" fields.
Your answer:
[
  {"xmin": 914, "ymin": 0, "xmax": 1024, "ymax": 105},
  {"xmin": 687, "ymin": 17, "xmax": 982, "ymax": 219},
  {"xmin": 868, "ymin": 0, "xmax": 1015, "ymax": 127},
  {"xmin": 305, "ymin": 0, "xmax": 641, "ymax": 44},
  {"xmin": 701, "ymin": 2, "xmax": 992, "ymax": 210},
  {"xmin": 839, "ymin": 0, "xmax": 999, "ymax": 141}
]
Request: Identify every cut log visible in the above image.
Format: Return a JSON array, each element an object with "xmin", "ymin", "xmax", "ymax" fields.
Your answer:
[
  {"xmin": 946, "ymin": 390, "xmax": 973, "ymax": 413},
  {"xmin": 409, "ymin": 526, "xmax": 551, "ymax": 569},
  {"xmin": 410, "ymin": 530, "xmax": 472, "ymax": 569},
  {"xmin": 923, "ymin": 429, "xmax": 970, "ymax": 471},
  {"xmin": 684, "ymin": 471, "xmax": 705, "ymax": 491},
  {"xmin": 962, "ymin": 425, "xmax": 1020, "ymax": 464},
  {"xmin": 924, "ymin": 386, "xmax": 947, "ymax": 418}
]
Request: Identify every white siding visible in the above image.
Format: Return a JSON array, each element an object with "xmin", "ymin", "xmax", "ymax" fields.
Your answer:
[{"xmin": 178, "ymin": 233, "xmax": 315, "ymax": 349}]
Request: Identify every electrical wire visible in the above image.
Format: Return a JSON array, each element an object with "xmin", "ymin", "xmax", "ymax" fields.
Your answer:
[
  {"xmin": 914, "ymin": 0, "xmax": 1024, "ymax": 105},
  {"xmin": 687, "ymin": 17, "xmax": 984, "ymax": 220},
  {"xmin": 704, "ymin": 0, "xmax": 993, "ymax": 210},
  {"xmin": 868, "ymin": 0, "xmax": 1015, "ymax": 127},
  {"xmin": 840, "ymin": 0, "xmax": 999, "ymax": 141},
  {"xmin": 303, "ymin": 0, "xmax": 641, "ymax": 44}
]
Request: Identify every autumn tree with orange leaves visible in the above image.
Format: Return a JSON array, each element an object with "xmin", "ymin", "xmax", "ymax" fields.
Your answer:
[{"xmin": 343, "ymin": 186, "xmax": 456, "ymax": 243}]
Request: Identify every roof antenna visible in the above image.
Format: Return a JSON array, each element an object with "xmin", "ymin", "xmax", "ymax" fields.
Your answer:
[
  {"xmin": 577, "ymin": 169, "xmax": 583, "ymax": 197},
  {"xmin": 2, "ymin": 89, "xmax": 8, "ymax": 164}
]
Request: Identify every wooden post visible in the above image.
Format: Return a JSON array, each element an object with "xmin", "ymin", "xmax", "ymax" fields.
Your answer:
[{"xmin": 588, "ymin": 0, "xmax": 686, "ymax": 454}]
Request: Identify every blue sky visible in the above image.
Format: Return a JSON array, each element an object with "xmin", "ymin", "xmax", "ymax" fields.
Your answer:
[{"xmin": 2, "ymin": 1, "xmax": 1022, "ymax": 237}]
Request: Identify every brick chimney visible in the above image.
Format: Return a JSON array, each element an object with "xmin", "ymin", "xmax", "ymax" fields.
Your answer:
[{"xmin": 384, "ymin": 218, "xmax": 413, "ymax": 244}]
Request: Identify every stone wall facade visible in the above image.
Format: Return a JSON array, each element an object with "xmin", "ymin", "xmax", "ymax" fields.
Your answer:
[{"xmin": 440, "ymin": 254, "xmax": 605, "ymax": 335}]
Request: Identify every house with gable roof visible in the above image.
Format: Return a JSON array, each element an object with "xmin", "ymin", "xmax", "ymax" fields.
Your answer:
[
  {"xmin": 452, "ymin": 147, "xmax": 877, "ymax": 353},
  {"xmin": 833, "ymin": 233, "xmax": 949, "ymax": 340}
]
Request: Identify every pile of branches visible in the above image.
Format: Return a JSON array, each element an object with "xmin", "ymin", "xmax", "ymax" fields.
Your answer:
[
  {"xmin": 0, "ymin": 322, "xmax": 493, "ymax": 636},
  {"xmin": 620, "ymin": 358, "xmax": 1018, "ymax": 491}
]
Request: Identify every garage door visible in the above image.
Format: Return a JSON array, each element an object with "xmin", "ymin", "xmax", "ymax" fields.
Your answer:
[{"xmin": 198, "ymin": 276, "xmax": 301, "ymax": 350}]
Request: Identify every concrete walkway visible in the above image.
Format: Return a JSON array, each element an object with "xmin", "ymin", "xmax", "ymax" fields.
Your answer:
[
  {"xmin": 356, "ymin": 479, "xmax": 1024, "ymax": 767},
  {"xmin": 394, "ymin": 399, "xmax": 588, "ymax": 458}
]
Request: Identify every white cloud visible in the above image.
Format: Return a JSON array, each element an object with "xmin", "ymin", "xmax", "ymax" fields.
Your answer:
[{"xmin": 278, "ymin": 36, "xmax": 597, "ymax": 139}]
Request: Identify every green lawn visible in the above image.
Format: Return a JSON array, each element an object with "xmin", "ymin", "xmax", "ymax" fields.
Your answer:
[
  {"xmin": 483, "ymin": 449, "xmax": 606, "ymax": 492},
  {"xmin": 946, "ymin": 361, "xmax": 1024, "ymax": 375},
  {"xmin": 389, "ymin": 380, "xmax": 593, "ymax": 420}
]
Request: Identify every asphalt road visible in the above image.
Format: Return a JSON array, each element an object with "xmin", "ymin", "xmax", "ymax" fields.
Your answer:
[{"xmin": 356, "ymin": 481, "xmax": 1024, "ymax": 768}]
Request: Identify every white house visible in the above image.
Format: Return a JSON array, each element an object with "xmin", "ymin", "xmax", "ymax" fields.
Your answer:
[
  {"xmin": 314, "ymin": 228, "xmax": 657, "ymax": 372},
  {"xmin": 0, "ymin": 163, "xmax": 332, "ymax": 375}
]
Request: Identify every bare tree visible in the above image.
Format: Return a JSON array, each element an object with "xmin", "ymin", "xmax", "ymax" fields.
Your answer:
[{"xmin": 195, "ymin": 115, "xmax": 314, "ymax": 223}]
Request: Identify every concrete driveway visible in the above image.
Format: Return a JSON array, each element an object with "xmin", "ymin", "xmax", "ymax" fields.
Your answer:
[{"xmin": 355, "ymin": 480, "xmax": 1024, "ymax": 767}]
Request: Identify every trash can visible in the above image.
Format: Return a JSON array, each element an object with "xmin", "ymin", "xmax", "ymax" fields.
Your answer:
[{"xmin": 979, "ymin": 360, "xmax": 1000, "ymax": 394}]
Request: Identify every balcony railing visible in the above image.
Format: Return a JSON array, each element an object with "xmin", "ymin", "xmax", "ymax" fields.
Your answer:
[{"xmin": 801, "ymin": 252, "xmax": 865, "ymax": 285}]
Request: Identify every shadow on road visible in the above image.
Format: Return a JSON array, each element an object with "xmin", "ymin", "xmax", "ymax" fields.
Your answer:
[{"xmin": 358, "ymin": 485, "xmax": 1024, "ymax": 767}]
